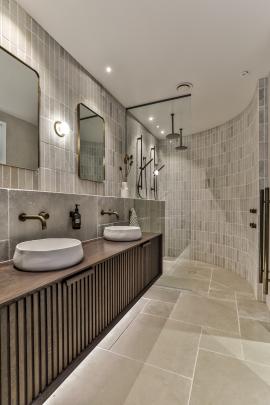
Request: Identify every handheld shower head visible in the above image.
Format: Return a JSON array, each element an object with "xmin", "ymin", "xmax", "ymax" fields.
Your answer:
[{"xmin": 153, "ymin": 164, "xmax": 165, "ymax": 175}]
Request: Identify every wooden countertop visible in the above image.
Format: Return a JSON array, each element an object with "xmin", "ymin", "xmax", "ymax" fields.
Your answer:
[{"xmin": 0, "ymin": 233, "xmax": 160, "ymax": 307}]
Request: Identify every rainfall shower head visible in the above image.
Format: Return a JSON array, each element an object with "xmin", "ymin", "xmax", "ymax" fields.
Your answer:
[
  {"xmin": 166, "ymin": 113, "xmax": 179, "ymax": 140},
  {"xmin": 175, "ymin": 128, "xmax": 188, "ymax": 151}
]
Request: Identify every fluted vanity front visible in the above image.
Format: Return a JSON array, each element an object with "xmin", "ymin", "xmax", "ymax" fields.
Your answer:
[{"xmin": 0, "ymin": 233, "xmax": 162, "ymax": 405}]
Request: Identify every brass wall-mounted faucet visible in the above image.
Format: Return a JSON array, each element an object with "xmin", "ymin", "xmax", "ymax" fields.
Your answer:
[
  {"xmin": 101, "ymin": 209, "xmax": 119, "ymax": 220},
  {"xmin": 18, "ymin": 211, "xmax": 50, "ymax": 230}
]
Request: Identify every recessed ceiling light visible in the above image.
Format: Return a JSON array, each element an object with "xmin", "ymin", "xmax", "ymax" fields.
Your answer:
[
  {"xmin": 148, "ymin": 116, "xmax": 154, "ymax": 121},
  {"xmin": 161, "ymin": 130, "xmax": 165, "ymax": 134},
  {"xmin": 241, "ymin": 70, "xmax": 249, "ymax": 77},
  {"xmin": 156, "ymin": 125, "xmax": 160, "ymax": 129},
  {"xmin": 106, "ymin": 66, "xmax": 112, "ymax": 73}
]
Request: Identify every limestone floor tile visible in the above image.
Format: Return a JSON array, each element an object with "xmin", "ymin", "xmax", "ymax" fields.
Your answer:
[
  {"xmin": 171, "ymin": 264, "xmax": 212, "ymax": 281},
  {"xmin": 144, "ymin": 285, "xmax": 180, "ymax": 303},
  {"xmin": 208, "ymin": 287, "xmax": 235, "ymax": 301},
  {"xmin": 237, "ymin": 298, "xmax": 270, "ymax": 322},
  {"xmin": 240, "ymin": 318, "xmax": 270, "ymax": 366},
  {"xmin": 98, "ymin": 298, "xmax": 149, "ymax": 349},
  {"xmin": 142, "ymin": 300, "xmax": 174, "ymax": 318},
  {"xmin": 111, "ymin": 313, "xmax": 166, "ymax": 362},
  {"xmin": 236, "ymin": 291, "xmax": 255, "ymax": 300},
  {"xmin": 171, "ymin": 293, "xmax": 239, "ymax": 333},
  {"xmin": 147, "ymin": 319, "xmax": 201, "ymax": 377},
  {"xmin": 163, "ymin": 260, "xmax": 176, "ymax": 275},
  {"xmin": 156, "ymin": 275, "xmax": 210, "ymax": 294},
  {"xmin": 200, "ymin": 327, "xmax": 243, "ymax": 359},
  {"xmin": 44, "ymin": 348, "xmax": 143, "ymax": 405},
  {"xmin": 212, "ymin": 269, "xmax": 253, "ymax": 293},
  {"xmin": 189, "ymin": 350, "xmax": 270, "ymax": 405},
  {"xmin": 124, "ymin": 363, "xmax": 190, "ymax": 405}
]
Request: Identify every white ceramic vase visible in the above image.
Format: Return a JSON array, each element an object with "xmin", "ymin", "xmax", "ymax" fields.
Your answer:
[{"xmin": 121, "ymin": 181, "xmax": 129, "ymax": 198}]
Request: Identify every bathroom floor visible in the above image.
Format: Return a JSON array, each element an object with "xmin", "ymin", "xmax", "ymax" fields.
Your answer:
[{"xmin": 45, "ymin": 258, "xmax": 270, "ymax": 405}]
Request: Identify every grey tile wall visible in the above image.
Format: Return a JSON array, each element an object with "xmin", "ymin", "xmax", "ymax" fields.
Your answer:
[
  {"xmin": 0, "ymin": 0, "xmax": 125, "ymax": 196},
  {"xmin": 189, "ymin": 87, "xmax": 260, "ymax": 290},
  {"xmin": 0, "ymin": 189, "xmax": 165, "ymax": 262}
]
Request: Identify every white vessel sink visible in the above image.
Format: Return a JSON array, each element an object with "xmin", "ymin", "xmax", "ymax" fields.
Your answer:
[
  {"xmin": 13, "ymin": 238, "xmax": 84, "ymax": 272},
  {"xmin": 104, "ymin": 226, "xmax": 142, "ymax": 242}
]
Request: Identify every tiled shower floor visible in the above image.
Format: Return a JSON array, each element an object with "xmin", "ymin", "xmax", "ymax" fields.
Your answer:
[{"xmin": 45, "ymin": 259, "xmax": 270, "ymax": 405}]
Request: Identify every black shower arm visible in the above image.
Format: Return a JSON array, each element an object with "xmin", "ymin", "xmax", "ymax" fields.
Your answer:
[{"xmin": 141, "ymin": 158, "xmax": 153, "ymax": 171}]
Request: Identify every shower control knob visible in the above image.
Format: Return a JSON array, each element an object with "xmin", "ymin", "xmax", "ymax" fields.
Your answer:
[
  {"xmin": 249, "ymin": 222, "xmax": 257, "ymax": 229},
  {"xmin": 250, "ymin": 209, "xmax": 257, "ymax": 214}
]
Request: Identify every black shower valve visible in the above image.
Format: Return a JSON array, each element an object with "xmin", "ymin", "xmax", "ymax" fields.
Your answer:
[
  {"xmin": 249, "ymin": 222, "xmax": 257, "ymax": 229},
  {"xmin": 249, "ymin": 208, "xmax": 257, "ymax": 214}
]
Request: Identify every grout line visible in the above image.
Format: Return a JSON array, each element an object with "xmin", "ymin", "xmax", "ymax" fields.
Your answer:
[
  {"xmin": 98, "ymin": 347, "xmax": 192, "ymax": 381},
  {"xmin": 238, "ymin": 314, "xmax": 270, "ymax": 323},
  {"xmin": 198, "ymin": 347, "xmax": 242, "ymax": 361},
  {"xmin": 234, "ymin": 292, "xmax": 244, "ymax": 360},
  {"xmin": 198, "ymin": 347, "xmax": 270, "ymax": 369},
  {"xmin": 187, "ymin": 328, "xmax": 202, "ymax": 405},
  {"xmin": 141, "ymin": 310, "xmax": 239, "ymax": 335},
  {"xmin": 102, "ymin": 298, "xmax": 150, "ymax": 350},
  {"xmin": 207, "ymin": 268, "xmax": 213, "ymax": 296},
  {"xmin": 142, "ymin": 297, "xmax": 178, "ymax": 306}
]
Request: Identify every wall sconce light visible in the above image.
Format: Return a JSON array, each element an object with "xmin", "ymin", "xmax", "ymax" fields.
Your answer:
[{"xmin": 54, "ymin": 121, "xmax": 70, "ymax": 137}]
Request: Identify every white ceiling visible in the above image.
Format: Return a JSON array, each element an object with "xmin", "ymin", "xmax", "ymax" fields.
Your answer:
[
  {"xmin": 128, "ymin": 96, "xmax": 192, "ymax": 139},
  {"xmin": 19, "ymin": 0, "xmax": 270, "ymax": 135}
]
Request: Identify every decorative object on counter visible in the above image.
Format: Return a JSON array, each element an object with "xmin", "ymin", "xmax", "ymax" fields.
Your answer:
[
  {"xmin": 119, "ymin": 154, "xmax": 133, "ymax": 198},
  {"xmin": 119, "ymin": 153, "xmax": 133, "ymax": 180},
  {"xmin": 18, "ymin": 211, "xmax": 49, "ymax": 230},
  {"xmin": 70, "ymin": 204, "xmax": 81, "ymax": 229},
  {"xmin": 101, "ymin": 209, "xmax": 120, "ymax": 220},
  {"xmin": 121, "ymin": 181, "xmax": 129, "ymax": 198},
  {"xmin": 129, "ymin": 207, "xmax": 139, "ymax": 226},
  {"xmin": 13, "ymin": 238, "xmax": 84, "ymax": 272},
  {"xmin": 103, "ymin": 225, "xmax": 142, "ymax": 241}
]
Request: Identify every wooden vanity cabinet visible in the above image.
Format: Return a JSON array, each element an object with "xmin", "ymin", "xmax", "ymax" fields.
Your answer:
[{"xmin": 0, "ymin": 234, "xmax": 162, "ymax": 405}]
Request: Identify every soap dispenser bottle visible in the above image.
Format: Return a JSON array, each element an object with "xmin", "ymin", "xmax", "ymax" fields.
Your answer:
[{"xmin": 70, "ymin": 204, "xmax": 81, "ymax": 229}]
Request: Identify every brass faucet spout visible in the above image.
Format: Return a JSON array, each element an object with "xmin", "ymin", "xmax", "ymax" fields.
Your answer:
[
  {"xmin": 101, "ymin": 209, "xmax": 120, "ymax": 220},
  {"xmin": 19, "ymin": 211, "xmax": 50, "ymax": 230}
]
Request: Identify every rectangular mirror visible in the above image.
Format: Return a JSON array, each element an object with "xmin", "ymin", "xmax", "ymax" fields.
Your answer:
[
  {"xmin": 0, "ymin": 47, "xmax": 39, "ymax": 171},
  {"xmin": 78, "ymin": 103, "xmax": 105, "ymax": 182}
]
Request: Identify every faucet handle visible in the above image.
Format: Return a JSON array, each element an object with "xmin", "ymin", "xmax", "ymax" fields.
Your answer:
[{"xmin": 39, "ymin": 211, "xmax": 50, "ymax": 220}]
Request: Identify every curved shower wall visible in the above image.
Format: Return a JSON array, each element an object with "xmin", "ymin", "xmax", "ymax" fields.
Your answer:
[
  {"xmin": 159, "ymin": 78, "xmax": 268, "ymax": 291},
  {"xmin": 189, "ymin": 85, "xmax": 260, "ymax": 289}
]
